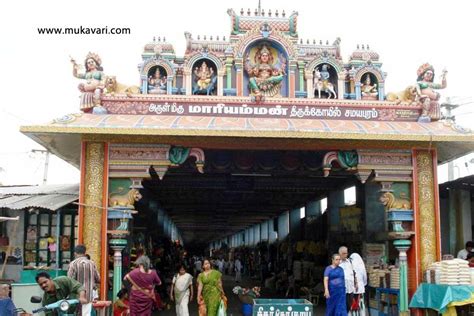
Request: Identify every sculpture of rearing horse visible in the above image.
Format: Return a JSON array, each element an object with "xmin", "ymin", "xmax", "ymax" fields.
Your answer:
[{"xmin": 314, "ymin": 69, "xmax": 337, "ymax": 99}]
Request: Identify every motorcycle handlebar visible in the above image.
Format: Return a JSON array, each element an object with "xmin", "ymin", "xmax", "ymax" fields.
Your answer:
[{"xmin": 32, "ymin": 307, "xmax": 47, "ymax": 313}]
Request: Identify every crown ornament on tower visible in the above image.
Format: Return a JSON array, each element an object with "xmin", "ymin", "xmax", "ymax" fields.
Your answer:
[
  {"xmin": 417, "ymin": 63, "xmax": 434, "ymax": 77},
  {"xmin": 86, "ymin": 52, "xmax": 102, "ymax": 65}
]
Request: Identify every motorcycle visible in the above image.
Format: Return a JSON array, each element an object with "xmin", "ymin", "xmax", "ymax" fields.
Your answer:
[{"xmin": 30, "ymin": 296, "xmax": 79, "ymax": 316}]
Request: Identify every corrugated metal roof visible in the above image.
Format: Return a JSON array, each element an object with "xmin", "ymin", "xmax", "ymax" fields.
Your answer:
[
  {"xmin": 0, "ymin": 184, "xmax": 78, "ymax": 196},
  {"xmin": 0, "ymin": 194, "xmax": 78, "ymax": 211}
]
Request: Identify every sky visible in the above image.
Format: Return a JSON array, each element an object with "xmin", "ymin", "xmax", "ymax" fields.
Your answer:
[{"xmin": 0, "ymin": 0, "xmax": 473, "ymax": 185}]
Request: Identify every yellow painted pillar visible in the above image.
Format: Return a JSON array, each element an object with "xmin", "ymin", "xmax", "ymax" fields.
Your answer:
[
  {"xmin": 78, "ymin": 141, "xmax": 109, "ymax": 299},
  {"xmin": 413, "ymin": 150, "xmax": 440, "ymax": 274}
]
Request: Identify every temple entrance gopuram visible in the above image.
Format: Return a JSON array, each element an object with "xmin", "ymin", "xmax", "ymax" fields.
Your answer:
[{"xmin": 21, "ymin": 7, "xmax": 474, "ymax": 315}]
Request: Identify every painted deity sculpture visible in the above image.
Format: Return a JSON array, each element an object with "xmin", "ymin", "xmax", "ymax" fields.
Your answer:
[
  {"xmin": 193, "ymin": 61, "xmax": 216, "ymax": 95},
  {"xmin": 416, "ymin": 63, "xmax": 447, "ymax": 122},
  {"xmin": 245, "ymin": 44, "xmax": 286, "ymax": 100},
  {"xmin": 148, "ymin": 69, "xmax": 167, "ymax": 94},
  {"xmin": 314, "ymin": 64, "xmax": 337, "ymax": 99},
  {"xmin": 109, "ymin": 188, "xmax": 142, "ymax": 209},
  {"xmin": 361, "ymin": 74, "xmax": 378, "ymax": 99},
  {"xmin": 71, "ymin": 52, "xmax": 105, "ymax": 110}
]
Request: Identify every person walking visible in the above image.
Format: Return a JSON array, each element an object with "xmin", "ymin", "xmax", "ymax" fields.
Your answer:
[
  {"xmin": 339, "ymin": 246, "xmax": 367, "ymax": 315},
  {"xmin": 67, "ymin": 244, "xmax": 100, "ymax": 316},
  {"xmin": 234, "ymin": 257, "xmax": 242, "ymax": 283},
  {"xmin": 197, "ymin": 259, "xmax": 226, "ymax": 316},
  {"xmin": 125, "ymin": 255, "xmax": 162, "ymax": 316},
  {"xmin": 350, "ymin": 253, "xmax": 368, "ymax": 315},
  {"xmin": 171, "ymin": 264, "xmax": 193, "ymax": 316},
  {"xmin": 324, "ymin": 254, "xmax": 347, "ymax": 316},
  {"xmin": 194, "ymin": 257, "xmax": 203, "ymax": 278}
]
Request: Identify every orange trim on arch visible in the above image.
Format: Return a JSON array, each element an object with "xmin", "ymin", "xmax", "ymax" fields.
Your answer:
[
  {"xmin": 432, "ymin": 149, "xmax": 442, "ymax": 260},
  {"xmin": 236, "ymin": 71, "xmax": 243, "ymax": 96},
  {"xmin": 100, "ymin": 143, "xmax": 109, "ymax": 300},
  {"xmin": 78, "ymin": 141, "xmax": 87, "ymax": 243},
  {"xmin": 409, "ymin": 149, "xmax": 422, "ymax": 296},
  {"xmin": 289, "ymin": 72, "xmax": 295, "ymax": 98}
]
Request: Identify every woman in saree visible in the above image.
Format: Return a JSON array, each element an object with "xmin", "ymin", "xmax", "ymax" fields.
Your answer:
[
  {"xmin": 416, "ymin": 63, "xmax": 447, "ymax": 120},
  {"xmin": 324, "ymin": 254, "xmax": 347, "ymax": 316},
  {"xmin": 171, "ymin": 264, "xmax": 193, "ymax": 316},
  {"xmin": 124, "ymin": 255, "xmax": 162, "ymax": 316},
  {"xmin": 71, "ymin": 52, "xmax": 105, "ymax": 110},
  {"xmin": 197, "ymin": 259, "xmax": 226, "ymax": 316}
]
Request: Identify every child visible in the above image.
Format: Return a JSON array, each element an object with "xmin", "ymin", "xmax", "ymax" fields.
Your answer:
[{"xmin": 113, "ymin": 288, "xmax": 129, "ymax": 316}]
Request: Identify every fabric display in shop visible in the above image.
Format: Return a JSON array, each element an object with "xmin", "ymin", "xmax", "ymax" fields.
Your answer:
[
  {"xmin": 425, "ymin": 259, "xmax": 472, "ymax": 285},
  {"xmin": 390, "ymin": 267, "xmax": 400, "ymax": 289},
  {"xmin": 296, "ymin": 241, "xmax": 307, "ymax": 253},
  {"xmin": 294, "ymin": 240, "xmax": 323, "ymax": 256},
  {"xmin": 367, "ymin": 265, "xmax": 400, "ymax": 289}
]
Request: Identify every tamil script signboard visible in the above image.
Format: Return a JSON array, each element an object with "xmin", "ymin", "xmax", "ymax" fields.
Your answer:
[
  {"xmin": 102, "ymin": 99, "xmax": 420, "ymax": 121},
  {"xmin": 253, "ymin": 299, "xmax": 313, "ymax": 316}
]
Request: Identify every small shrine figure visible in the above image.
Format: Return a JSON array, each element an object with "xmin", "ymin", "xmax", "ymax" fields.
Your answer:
[
  {"xmin": 193, "ymin": 61, "xmax": 216, "ymax": 95},
  {"xmin": 416, "ymin": 63, "xmax": 447, "ymax": 122},
  {"xmin": 361, "ymin": 74, "xmax": 378, "ymax": 99},
  {"xmin": 148, "ymin": 68, "xmax": 167, "ymax": 94},
  {"xmin": 245, "ymin": 44, "xmax": 286, "ymax": 100},
  {"xmin": 314, "ymin": 64, "xmax": 337, "ymax": 99},
  {"xmin": 71, "ymin": 52, "xmax": 105, "ymax": 111}
]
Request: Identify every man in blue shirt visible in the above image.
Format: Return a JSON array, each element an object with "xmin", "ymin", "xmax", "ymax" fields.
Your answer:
[{"xmin": 0, "ymin": 283, "xmax": 16, "ymax": 316}]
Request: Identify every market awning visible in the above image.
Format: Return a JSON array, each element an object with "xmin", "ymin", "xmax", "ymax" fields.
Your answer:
[
  {"xmin": 0, "ymin": 184, "xmax": 79, "ymax": 211},
  {"xmin": 20, "ymin": 113, "xmax": 474, "ymax": 167},
  {"xmin": 0, "ymin": 194, "xmax": 78, "ymax": 211}
]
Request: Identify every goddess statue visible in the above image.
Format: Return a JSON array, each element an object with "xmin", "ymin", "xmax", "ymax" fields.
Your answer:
[
  {"xmin": 193, "ymin": 61, "xmax": 216, "ymax": 95},
  {"xmin": 148, "ymin": 68, "xmax": 167, "ymax": 94},
  {"xmin": 416, "ymin": 63, "xmax": 447, "ymax": 121},
  {"xmin": 71, "ymin": 52, "xmax": 104, "ymax": 110},
  {"xmin": 361, "ymin": 74, "xmax": 378, "ymax": 99},
  {"xmin": 245, "ymin": 44, "xmax": 286, "ymax": 99}
]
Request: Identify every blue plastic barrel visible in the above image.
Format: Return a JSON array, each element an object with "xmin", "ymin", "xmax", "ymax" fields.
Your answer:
[{"xmin": 242, "ymin": 303, "xmax": 253, "ymax": 316}]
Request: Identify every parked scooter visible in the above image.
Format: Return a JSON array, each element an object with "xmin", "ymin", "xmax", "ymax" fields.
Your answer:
[{"xmin": 30, "ymin": 296, "xmax": 79, "ymax": 316}]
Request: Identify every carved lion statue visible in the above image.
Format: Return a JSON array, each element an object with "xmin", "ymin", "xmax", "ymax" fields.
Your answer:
[
  {"xmin": 379, "ymin": 192, "xmax": 411, "ymax": 210},
  {"xmin": 109, "ymin": 188, "xmax": 142, "ymax": 208},
  {"xmin": 104, "ymin": 76, "xmax": 141, "ymax": 96},
  {"xmin": 386, "ymin": 86, "xmax": 419, "ymax": 105}
]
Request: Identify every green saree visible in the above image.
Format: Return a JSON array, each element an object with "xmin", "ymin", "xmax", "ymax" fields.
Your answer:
[{"xmin": 198, "ymin": 269, "xmax": 222, "ymax": 316}]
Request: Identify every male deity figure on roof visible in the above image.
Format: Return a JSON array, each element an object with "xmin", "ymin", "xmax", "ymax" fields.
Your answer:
[
  {"xmin": 245, "ymin": 44, "xmax": 286, "ymax": 100},
  {"xmin": 70, "ymin": 52, "xmax": 105, "ymax": 111},
  {"xmin": 193, "ymin": 61, "xmax": 214, "ymax": 94},
  {"xmin": 314, "ymin": 64, "xmax": 337, "ymax": 99},
  {"xmin": 361, "ymin": 74, "xmax": 378, "ymax": 99},
  {"xmin": 416, "ymin": 63, "xmax": 447, "ymax": 122}
]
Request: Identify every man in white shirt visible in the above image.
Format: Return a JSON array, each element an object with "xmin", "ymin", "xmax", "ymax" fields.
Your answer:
[
  {"xmin": 339, "ymin": 246, "xmax": 358, "ymax": 314},
  {"xmin": 194, "ymin": 258, "xmax": 202, "ymax": 277},
  {"xmin": 457, "ymin": 241, "xmax": 473, "ymax": 260},
  {"xmin": 234, "ymin": 258, "xmax": 242, "ymax": 283}
]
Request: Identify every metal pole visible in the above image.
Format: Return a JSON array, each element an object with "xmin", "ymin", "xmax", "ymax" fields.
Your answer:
[
  {"xmin": 31, "ymin": 149, "xmax": 50, "ymax": 185},
  {"xmin": 43, "ymin": 151, "xmax": 50, "ymax": 185},
  {"xmin": 56, "ymin": 209, "xmax": 61, "ymax": 276}
]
